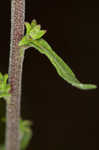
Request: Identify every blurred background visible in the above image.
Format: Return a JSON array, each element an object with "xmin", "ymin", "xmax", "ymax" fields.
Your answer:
[{"xmin": 0, "ymin": 0, "xmax": 99, "ymax": 150}]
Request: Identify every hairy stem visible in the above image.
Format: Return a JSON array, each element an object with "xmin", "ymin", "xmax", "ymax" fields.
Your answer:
[{"xmin": 6, "ymin": 0, "xmax": 25, "ymax": 150}]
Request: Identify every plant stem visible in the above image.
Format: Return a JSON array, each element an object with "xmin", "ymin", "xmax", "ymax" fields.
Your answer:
[{"xmin": 6, "ymin": 0, "xmax": 25, "ymax": 150}]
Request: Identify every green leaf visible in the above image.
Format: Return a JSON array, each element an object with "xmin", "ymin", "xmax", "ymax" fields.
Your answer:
[
  {"xmin": 29, "ymin": 25, "xmax": 46, "ymax": 40},
  {"xmin": 30, "ymin": 29, "xmax": 46, "ymax": 40},
  {"xmin": 31, "ymin": 19, "xmax": 37, "ymax": 28},
  {"xmin": 0, "ymin": 73, "xmax": 11, "ymax": 101},
  {"xmin": 19, "ymin": 119, "xmax": 32, "ymax": 150},
  {"xmin": 24, "ymin": 22, "xmax": 31, "ymax": 35},
  {"xmin": 29, "ymin": 39, "xmax": 97, "ymax": 90}
]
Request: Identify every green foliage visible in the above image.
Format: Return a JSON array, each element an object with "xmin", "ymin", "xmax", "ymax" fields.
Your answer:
[
  {"xmin": 25, "ymin": 21, "xmax": 46, "ymax": 40},
  {"xmin": 0, "ymin": 73, "xmax": 32, "ymax": 150},
  {"xmin": 0, "ymin": 119, "xmax": 32, "ymax": 150},
  {"xmin": 19, "ymin": 20, "xmax": 97, "ymax": 90},
  {"xmin": 0, "ymin": 73, "xmax": 11, "ymax": 102},
  {"xmin": 19, "ymin": 119, "xmax": 32, "ymax": 150}
]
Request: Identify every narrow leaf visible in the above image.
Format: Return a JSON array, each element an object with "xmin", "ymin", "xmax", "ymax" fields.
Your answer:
[{"xmin": 28, "ymin": 39, "xmax": 96, "ymax": 90}]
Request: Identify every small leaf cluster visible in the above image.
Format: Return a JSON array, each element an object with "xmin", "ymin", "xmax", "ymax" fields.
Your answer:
[
  {"xmin": 0, "ymin": 73, "xmax": 11, "ymax": 101},
  {"xmin": 19, "ymin": 19, "xmax": 46, "ymax": 47},
  {"xmin": 19, "ymin": 20, "xmax": 97, "ymax": 90}
]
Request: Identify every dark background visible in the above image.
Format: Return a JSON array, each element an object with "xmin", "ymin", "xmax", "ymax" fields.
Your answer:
[{"xmin": 0, "ymin": 0, "xmax": 99, "ymax": 150}]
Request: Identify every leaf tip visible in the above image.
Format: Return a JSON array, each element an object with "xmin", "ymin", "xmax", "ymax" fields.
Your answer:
[{"xmin": 76, "ymin": 83, "xmax": 97, "ymax": 90}]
